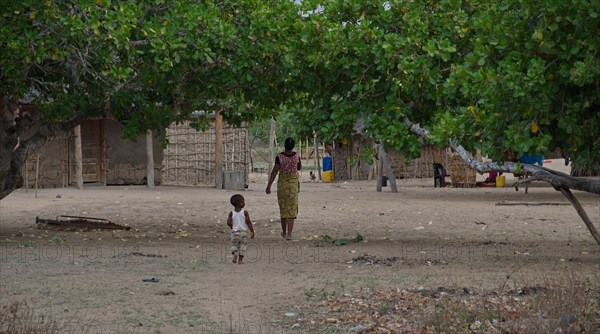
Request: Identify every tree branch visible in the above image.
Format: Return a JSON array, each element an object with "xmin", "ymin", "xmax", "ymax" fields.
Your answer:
[
  {"xmin": 558, "ymin": 188, "xmax": 600, "ymax": 245},
  {"xmin": 403, "ymin": 117, "xmax": 600, "ymax": 194},
  {"xmin": 402, "ymin": 116, "xmax": 600, "ymax": 246}
]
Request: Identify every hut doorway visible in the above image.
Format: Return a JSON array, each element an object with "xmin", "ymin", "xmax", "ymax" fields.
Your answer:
[{"xmin": 80, "ymin": 120, "xmax": 103, "ymax": 183}]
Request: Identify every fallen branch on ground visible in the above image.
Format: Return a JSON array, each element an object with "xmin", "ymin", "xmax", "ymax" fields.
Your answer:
[{"xmin": 495, "ymin": 201, "xmax": 571, "ymax": 206}]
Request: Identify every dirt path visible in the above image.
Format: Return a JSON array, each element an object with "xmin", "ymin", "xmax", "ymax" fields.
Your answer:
[{"xmin": 1, "ymin": 178, "xmax": 599, "ymax": 333}]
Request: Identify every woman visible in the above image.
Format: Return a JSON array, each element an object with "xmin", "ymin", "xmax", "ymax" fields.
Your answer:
[{"xmin": 266, "ymin": 137, "xmax": 302, "ymax": 240}]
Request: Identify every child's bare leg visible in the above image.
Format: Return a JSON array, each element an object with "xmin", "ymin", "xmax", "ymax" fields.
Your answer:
[
  {"xmin": 286, "ymin": 219, "xmax": 294, "ymax": 240},
  {"xmin": 232, "ymin": 251, "xmax": 238, "ymax": 264},
  {"xmin": 238, "ymin": 255, "xmax": 244, "ymax": 264}
]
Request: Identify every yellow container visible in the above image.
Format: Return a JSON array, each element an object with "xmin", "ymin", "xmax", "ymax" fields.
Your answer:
[
  {"xmin": 322, "ymin": 170, "xmax": 334, "ymax": 182},
  {"xmin": 496, "ymin": 175, "xmax": 506, "ymax": 188}
]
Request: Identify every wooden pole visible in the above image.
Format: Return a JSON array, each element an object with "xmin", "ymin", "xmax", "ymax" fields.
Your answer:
[
  {"xmin": 377, "ymin": 144, "xmax": 383, "ymax": 192},
  {"xmin": 74, "ymin": 125, "xmax": 83, "ymax": 189},
  {"xmin": 146, "ymin": 130, "xmax": 155, "ymax": 189},
  {"xmin": 102, "ymin": 138, "xmax": 107, "ymax": 186},
  {"xmin": 298, "ymin": 137, "xmax": 302, "ymax": 160},
  {"xmin": 215, "ymin": 111, "xmax": 224, "ymax": 189},
  {"xmin": 63, "ymin": 140, "xmax": 68, "ymax": 187},
  {"xmin": 313, "ymin": 130, "xmax": 322, "ymax": 181},
  {"xmin": 367, "ymin": 139, "xmax": 374, "ymax": 181},
  {"xmin": 268, "ymin": 117, "xmax": 276, "ymax": 176},
  {"xmin": 35, "ymin": 155, "xmax": 39, "ymax": 198},
  {"xmin": 24, "ymin": 159, "xmax": 28, "ymax": 192}
]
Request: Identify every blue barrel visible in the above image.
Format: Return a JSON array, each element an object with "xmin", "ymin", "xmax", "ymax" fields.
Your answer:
[{"xmin": 322, "ymin": 156, "xmax": 333, "ymax": 171}]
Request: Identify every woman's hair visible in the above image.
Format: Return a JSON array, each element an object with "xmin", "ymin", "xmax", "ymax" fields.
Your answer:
[{"xmin": 284, "ymin": 137, "xmax": 295, "ymax": 151}]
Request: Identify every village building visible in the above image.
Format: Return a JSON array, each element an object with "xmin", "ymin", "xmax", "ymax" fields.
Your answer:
[{"xmin": 20, "ymin": 112, "xmax": 249, "ymax": 190}]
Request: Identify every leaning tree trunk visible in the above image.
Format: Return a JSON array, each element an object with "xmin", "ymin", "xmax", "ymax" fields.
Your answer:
[
  {"xmin": 1, "ymin": 95, "xmax": 23, "ymax": 199},
  {"xmin": 1, "ymin": 94, "xmax": 82, "ymax": 200},
  {"xmin": 403, "ymin": 117, "xmax": 600, "ymax": 246}
]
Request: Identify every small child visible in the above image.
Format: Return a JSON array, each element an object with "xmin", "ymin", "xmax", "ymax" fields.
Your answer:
[{"xmin": 227, "ymin": 194, "xmax": 255, "ymax": 264}]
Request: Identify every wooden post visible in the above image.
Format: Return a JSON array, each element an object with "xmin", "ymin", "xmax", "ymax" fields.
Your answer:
[
  {"xmin": 146, "ymin": 130, "xmax": 155, "ymax": 189},
  {"xmin": 298, "ymin": 137, "xmax": 302, "ymax": 160},
  {"xmin": 63, "ymin": 140, "xmax": 68, "ymax": 187},
  {"xmin": 377, "ymin": 144, "xmax": 383, "ymax": 192},
  {"xmin": 215, "ymin": 111, "xmax": 224, "ymax": 189},
  {"xmin": 268, "ymin": 117, "xmax": 276, "ymax": 176},
  {"xmin": 74, "ymin": 125, "xmax": 83, "ymax": 189},
  {"xmin": 102, "ymin": 138, "xmax": 107, "ymax": 186},
  {"xmin": 24, "ymin": 159, "xmax": 28, "ymax": 192},
  {"xmin": 367, "ymin": 139, "xmax": 374, "ymax": 181},
  {"xmin": 35, "ymin": 155, "xmax": 39, "ymax": 198},
  {"xmin": 313, "ymin": 130, "xmax": 322, "ymax": 181}
]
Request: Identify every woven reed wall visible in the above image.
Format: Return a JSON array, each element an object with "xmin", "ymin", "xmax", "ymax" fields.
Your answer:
[
  {"xmin": 163, "ymin": 122, "xmax": 249, "ymax": 186},
  {"xmin": 447, "ymin": 152, "xmax": 477, "ymax": 188},
  {"xmin": 388, "ymin": 145, "xmax": 449, "ymax": 179}
]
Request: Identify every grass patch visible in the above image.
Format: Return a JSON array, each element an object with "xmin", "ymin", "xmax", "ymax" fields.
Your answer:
[
  {"xmin": 298, "ymin": 273, "xmax": 600, "ymax": 333},
  {"xmin": 313, "ymin": 233, "xmax": 365, "ymax": 247},
  {"xmin": 0, "ymin": 301, "xmax": 77, "ymax": 334}
]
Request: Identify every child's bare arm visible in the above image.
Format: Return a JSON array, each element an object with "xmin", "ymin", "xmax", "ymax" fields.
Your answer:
[
  {"xmin": 227, "ymin": 212, "xmax": 233, "ymax": 228},
  {"xmin": 245, "ymin": 211, "xmax": 254, "ymax": 238}
]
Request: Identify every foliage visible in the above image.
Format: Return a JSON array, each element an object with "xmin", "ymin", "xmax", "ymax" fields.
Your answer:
[
  {"xmin": 353, "ymin": 231, "xmax": 364, "ymax": 243},
  {"xmin": 283, "ymin": 0, "xmax": 474, "ymax": 161},
  {"xmin": 439, "ymin": 0, "xmax": 600, "ymax": 168},
  {"xmin": 1, "ymin": 0, "xmax": 296, "ymax": 137},
  {"xmin": 282, "ymin": 0, "xmax": 599, "ymax": 167},
  {"xmin": 2, "ymin": 0, "xmax": 599, "ymax": 198}
]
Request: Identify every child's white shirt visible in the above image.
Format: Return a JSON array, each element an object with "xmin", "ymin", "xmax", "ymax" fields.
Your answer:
[{"xmin": 231, "ymin": 209, "xmax": 247, "ymax": 231}]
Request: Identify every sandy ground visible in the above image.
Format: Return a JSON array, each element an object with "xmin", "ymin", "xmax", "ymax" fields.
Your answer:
[{"xmin": 1, "ymin": 161, "xmax": 599, "ymax": 333}]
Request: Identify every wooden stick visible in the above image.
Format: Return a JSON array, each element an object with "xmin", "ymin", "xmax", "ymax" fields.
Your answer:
[
  {"xmin": 102, "ymin": 135, "xmax": 107, "ymax": 186},
  {"xmin": 25, "ymin": 159, "xmax": 28, "ymax": 192},
  {"xmin": 35, "ymin": 155, "xmax": 39, "ymax": 198},
  {"xmin": 268, "ymin": 117, "xmax": 276, "ymax": 176},
  {"xmin": 146, "ymin": 130, "xmax": 154, "ymax": 188},
  {"xmin": 74, "ymin": 125, "xmax": 83, "ymax": 189},
  {"xmin": 215, "ymin": 111, "xmax": 223, "ymax": 189},
  {"xmin": 313, "ymin": 130, "xmax": 321, "ymax": 181},
  {"xmin": 377, "ymin": 144, "xmax": 383, "ymax": 192},
  {"xmin": 495, "ymin": 201, "xmax": 571, "ymax": 206}
]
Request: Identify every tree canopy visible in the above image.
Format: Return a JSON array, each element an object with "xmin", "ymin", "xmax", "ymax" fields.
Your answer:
[
  {"xmin": 1, "ymin": 0, "xmax": 296, "ymax": 198},
  {"xmin": 2, "ymin": 0, "xmax": 599, "ymax": 200},
  {"xmin": 283, "ymin": 0, "xmax": 599, "ymax": 170}
]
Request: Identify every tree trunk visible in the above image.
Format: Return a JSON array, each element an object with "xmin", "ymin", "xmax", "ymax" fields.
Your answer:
[
  {"xmin": 380, "ymin": 144, "xmax": 398, "ymax": 193},
  {"xmin": 1, "ymin": 94, "xmax": 86, "ymax": 200},
  {"xmin": 333, "ymin": 141, "xmax": 350, "ymax": 180},
  {"xmin": 1, "ymin": 95, "xmax": 21, "ymax": 198}
]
